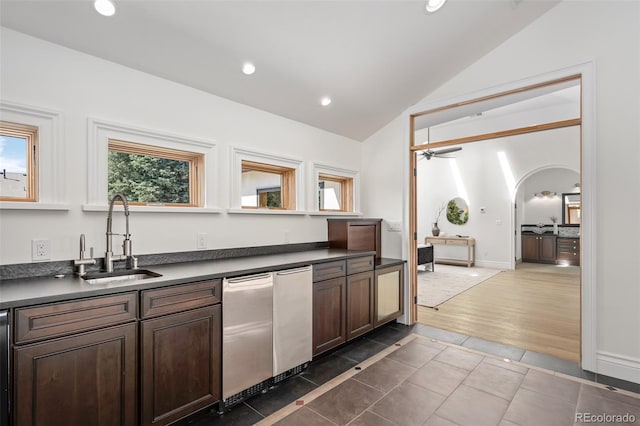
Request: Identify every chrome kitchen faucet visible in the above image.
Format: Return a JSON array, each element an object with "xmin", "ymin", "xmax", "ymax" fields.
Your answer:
[{"xmin": 105, "ymin": 193, "xmax": 137, "ymax": 272}]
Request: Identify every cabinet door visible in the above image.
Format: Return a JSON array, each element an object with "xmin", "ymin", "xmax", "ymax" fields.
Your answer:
[
  {"xmin": 141, "ymin": 305, "xmax": 221, "ymax": 426},
  {"xmin": 313, "ymin": 277, "xmax": 346, "ymax": 356},
  {"xmin": 14, "ymin": 323, "xmax": 137, "ymax": 426},
  {"xmin": 346, "ymin": 271, "xmax": 375, "ymax": 340},
  {"xmin": 522, "ymin": 235, "xmax": 539, "ymax": 261},
  {"xmin": 374, "ymin": 264, "xmax": 404, "ymax": 328},
  {"xmin": 539, "ymin": 236, "xmax": 557, "ymax": 262}
]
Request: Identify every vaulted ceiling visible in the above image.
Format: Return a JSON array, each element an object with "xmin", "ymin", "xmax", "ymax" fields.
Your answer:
[{"xmin": 0, "ymin": 0, "xmax": 560, "ymax": 141}]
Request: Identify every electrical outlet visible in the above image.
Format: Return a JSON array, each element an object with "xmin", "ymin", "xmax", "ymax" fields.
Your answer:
[
  {"xmin": 284, "ymin": 230, "xmax": 289, "ymax": 243},
  {"xmin": 32, "ymin": 239, "xmax": 50, "ymax": 261},
  {"xmin": 196, "ymin": 233, "xmax": 207, "ymax": 249}
]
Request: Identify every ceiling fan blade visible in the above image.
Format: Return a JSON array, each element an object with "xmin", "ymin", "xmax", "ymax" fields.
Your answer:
[{"xmin": 433, "ymin": 146, "xmax": 462, "ymax": 156}]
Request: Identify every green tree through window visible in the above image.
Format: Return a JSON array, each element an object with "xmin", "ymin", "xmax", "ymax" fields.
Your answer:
[{"xmin": 108, "ymin": 151, "xmax": 190, "ymax": 204}]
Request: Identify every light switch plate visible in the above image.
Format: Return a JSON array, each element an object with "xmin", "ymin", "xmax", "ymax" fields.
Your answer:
[
  {"xmin": 388, "ymin": 222, "xmax": 402, "ymax": 232},
  {"xmin": 196, "ymin": 233, "xmax": 207, "ymax": 249}
]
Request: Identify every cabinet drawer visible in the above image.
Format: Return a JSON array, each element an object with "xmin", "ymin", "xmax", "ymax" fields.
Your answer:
[
  {"xmin": 557, "ymin": 252, "xmax": 580, "ymax": 261},
  {"xmin": 313, "ymin": 260, "xmax": 347, "ymax": 282},
  {"xmin": 141, "ymin": 279, "xmax": 221, "ymax": 319},
  {"xmin": 15, "ymin": 292, "xmax": 137, "ymax": 344},
  {"xmin": 558, "ymin": 241, "xmax": 579, "ymax": 249},
  {"xmin": 347, "ymin": 256, "xmax": 374, "ymax": 275},
  {"xmin": 446, "ymin": 239, "xmax": 468, "ymax": 246}
]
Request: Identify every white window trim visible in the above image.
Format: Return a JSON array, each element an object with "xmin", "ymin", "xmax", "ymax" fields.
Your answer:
[
  {"xmin": 312, "ymin": 162, "xmax": 361, "ymax": 214},
  {"xmin": 230, "ymin": 146, "xmax": 305, "ymax": 212},
  {"xmin": 84, "ymin": 118, "xmax": 219, "ymax": 212},
  {"xmin": 0, "ymin": 100, "xmax": 68, "ymax": 210}
]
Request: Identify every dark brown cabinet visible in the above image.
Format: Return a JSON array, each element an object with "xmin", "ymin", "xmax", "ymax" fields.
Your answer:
[
  {"xmin": 346, "ymin": 271, "xmax": 374, "ymax": 340},
  {"xmin": 557, "ymin": 237, "xmax": 580, "ymax": 266},
  {"xmin": 328, "ymin": 218, "xmax": 382, "ymax": 259},
  {"xmin": 522, "ymin": 234, "xmax": 557, "ymax": 264},
  {"xmin": 140, "ymin": 305, "xmax": 221, "ymax": 426},
  {"xmin": 312, "ymin": 255, "xmax": 376, "ymax": 356},
  {"xmin": 14, "ymin": 323, "xmax": 137, "ymax": 426},
  {"xmin": 140, "ymin": 280, "xmax": 222, "ymax": 426},
  {"xmin": 312, "ymin": 276, "xmax": 347, "ymax": 355},
  {"xmin": 12, "ymin": 281, "xmax": 223, "ymax": 426},
  {"xmin": 13, "ymin": 293, "xmax": 138, "ymax": 426}
]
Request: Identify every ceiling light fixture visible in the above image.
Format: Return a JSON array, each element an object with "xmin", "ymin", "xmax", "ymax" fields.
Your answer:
[
  {"xmin": 534, "ymin": 190, "xmax": 557, "ymax": 198},
  {"xmin": 242, "ymin": 62, "xmax": 256, "ymax": 75},
  {"xmin": 426, "ymin": 0, "xmax": 447, "ymax": 13},
  {"xmin": 320, "ymin": 97, "xmax": 332, "ymax": 107},
  {"xmin": 94, "ymin": 0, "xmax": 116, "ymax": 17}
]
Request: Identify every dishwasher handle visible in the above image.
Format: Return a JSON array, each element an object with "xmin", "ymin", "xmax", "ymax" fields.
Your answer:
[
  {"xmin": 225, "ymin": 273, "xmax": 272, "ymax": 286},
  {"xmin": 275, "ymin": 266, "xmax": 312, "ymax": 276}
]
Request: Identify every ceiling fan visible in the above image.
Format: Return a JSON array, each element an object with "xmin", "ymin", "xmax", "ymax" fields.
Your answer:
[{"xmin": 419, "ymin": 146, "xmax": 462, "ymax": 160}]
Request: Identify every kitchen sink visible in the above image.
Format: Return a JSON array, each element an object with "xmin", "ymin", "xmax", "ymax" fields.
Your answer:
[{"xmin": 83, "ymin": 269, "xmax": 162, "ymax": 285}]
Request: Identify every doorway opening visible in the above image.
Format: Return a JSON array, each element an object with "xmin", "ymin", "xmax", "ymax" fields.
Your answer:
[{"xmin": 407, "ymin": 67, "xmax": 594, "ymax": 368}]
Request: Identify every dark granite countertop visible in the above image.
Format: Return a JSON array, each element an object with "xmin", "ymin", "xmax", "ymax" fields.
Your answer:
[
  {"xmin": 0, "ymin": 249, "xmax": 395, "ymax": 309},
  {"xmin": 375, "ymin": 258, "xmax": 406, "ymax": 268}
]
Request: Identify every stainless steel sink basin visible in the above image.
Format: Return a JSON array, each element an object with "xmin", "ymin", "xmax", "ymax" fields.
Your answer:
[{"xmin": 83, "ymin": 269, "xmax": 162, "ymax": 285}]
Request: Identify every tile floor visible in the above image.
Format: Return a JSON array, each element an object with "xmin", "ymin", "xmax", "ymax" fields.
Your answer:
[{"xmin": 181, "ymin": 323, "xmax": 640, "ymax": 426}]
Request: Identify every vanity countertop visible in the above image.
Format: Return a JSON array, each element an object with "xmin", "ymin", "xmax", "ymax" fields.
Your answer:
[{"xmin": 0, "ymin": 248, "xmax": 386, "ymax": 309}]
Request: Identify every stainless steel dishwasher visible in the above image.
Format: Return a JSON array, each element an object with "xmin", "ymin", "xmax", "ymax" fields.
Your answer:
[
  {"xmin": 273, "ymin": 266, "xmax": 312, "ymax": 376},
  {"xmin": 222, "ymin": 273, "xmax": 273, "ymax": 402}
]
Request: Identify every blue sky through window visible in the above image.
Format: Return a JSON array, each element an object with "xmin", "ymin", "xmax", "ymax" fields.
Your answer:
[{"xmin": 0, "ymin": 135, "xmax": 27, "ymax": 174}]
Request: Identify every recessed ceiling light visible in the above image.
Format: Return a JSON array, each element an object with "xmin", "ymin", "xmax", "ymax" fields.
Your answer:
[
  {"xmin": 320, "ymin": 97, "xmax": 332, "ymax": 107},
  {"xmin": 426, "ymin": 0, "xmax": 447, "ymax": 13},
  {"xmin": 242, "ymin": 62, "xmax": 256, "ymax": 75},
  {"xmin": 94, "ymin": 0, "xmax": 116, "ymax": 16}
]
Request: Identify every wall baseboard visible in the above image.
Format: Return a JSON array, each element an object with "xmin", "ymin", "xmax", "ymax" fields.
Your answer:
[
  {"xmin": 474, "ymin": 260, "xmax": 511, "ymax": 270},
  {"xmin": 596, "ymin": 351, "xmax": 640, "ymax": 384}
]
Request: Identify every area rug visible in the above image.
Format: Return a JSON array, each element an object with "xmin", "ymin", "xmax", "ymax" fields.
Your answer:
[{"xmin": 417, "ymin": 264, "xmax": 503, "ymax": 308}]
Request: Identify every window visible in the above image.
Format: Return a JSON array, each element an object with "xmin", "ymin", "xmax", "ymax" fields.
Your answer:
[
  {"xmin": 108, "ymin": 139, "xmax": 204, "ymax": 207},
  {"xmin": 87, "ymin": 118, "xmax": 218, "ymax": 212},
  {"xmin": 241, "ymin": 160, "xmax": 295, "ymax": 209},
  {"xmin": 318, "ymin": 173, "xmax": 353, "ymax": 212},
  {"xmin": 230, "ymin": 147, "xmax": 304, "ymax": 213},
  {"xmin": 313, "ymin": 163, "xmax": 359, "ymax": 213},
  {"xmin": 0, "ymin": 121, "xmax": 38, "ymax": 202}
]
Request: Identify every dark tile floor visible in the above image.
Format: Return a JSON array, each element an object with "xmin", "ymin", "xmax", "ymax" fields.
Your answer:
[{"xmin": 180, "ymin": 322, "xmax": 640, "ymax": 426}]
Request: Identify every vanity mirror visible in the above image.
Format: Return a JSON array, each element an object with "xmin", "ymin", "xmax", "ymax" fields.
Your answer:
[
  {"xmin": 562, "ymin": 193, "xmax": 581, "ymax": 224},
  {"xmin": 447, "ymin": 197, "xmax": 469, "ymax": 225}
]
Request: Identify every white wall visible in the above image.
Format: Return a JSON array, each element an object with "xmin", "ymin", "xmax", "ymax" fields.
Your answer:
[
  {"xmin": 521, "ymin": 168, "xmax": 579, "ymax": 225},
  {"xmin": 361, "ymin": 1, "xmax": 640, "ymax": 382},
  {"xmin": 417, "ymin": 126, "xmax": 579, "ymax": 269},
  {"xmin": 0, "ymin": 28, "xmax": 363, "ymax": 264}
]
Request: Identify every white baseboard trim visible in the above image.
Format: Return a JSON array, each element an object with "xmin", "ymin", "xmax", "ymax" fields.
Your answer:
[
  {"xmin": 596, "ymin": 351, "xmax": 640, "ymax": 384},
  {"xmin": 474, "ymin": 260, "xmax": 511, "ymax": 270}
]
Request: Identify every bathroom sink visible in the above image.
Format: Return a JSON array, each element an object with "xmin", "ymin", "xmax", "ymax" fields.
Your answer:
[{"xmin": 83, "ymin": 269, "xmax": 162, "ymax": 285}]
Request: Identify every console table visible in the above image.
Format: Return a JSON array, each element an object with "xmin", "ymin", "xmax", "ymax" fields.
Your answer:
[{"xmin": 424, "ymin": 236, "xmax": 476, "ymax": 267}]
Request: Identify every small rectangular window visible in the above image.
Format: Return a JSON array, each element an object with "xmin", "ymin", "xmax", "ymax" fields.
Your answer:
[
  {"xmin": 241, "ymin": 160, "xmax": 295, "ymax": 209},
  {"xmin": 318, "ymin": 173, "xmax": 353, "ymax": 212},
  {"xmin": 108, "ymin": 139, "xmax": 204, "ymax": 207},
  {"xmin": 0, "ymin": 121, "xmax": 38, "ymax": 202}
]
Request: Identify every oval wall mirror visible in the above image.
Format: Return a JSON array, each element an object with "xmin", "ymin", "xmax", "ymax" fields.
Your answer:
[{"xmin": 447, "ymin": 197, "xmax": 469, "ymax": 225}]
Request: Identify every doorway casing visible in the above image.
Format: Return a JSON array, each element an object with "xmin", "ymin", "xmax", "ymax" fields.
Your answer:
[{"xmin": 401, "ymin": 61, "xmax": 596, "ymax": 372}]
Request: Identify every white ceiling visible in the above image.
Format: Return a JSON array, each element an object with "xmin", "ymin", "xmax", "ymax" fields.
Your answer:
[{"xmin": 0, "ymin": 0, "xmax": 560, "ymax": 141}]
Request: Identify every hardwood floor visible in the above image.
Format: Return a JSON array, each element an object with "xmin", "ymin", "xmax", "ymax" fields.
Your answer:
[{"xmin": 417, "ymin": 262, "xmax": 581, "ymax": 362}]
